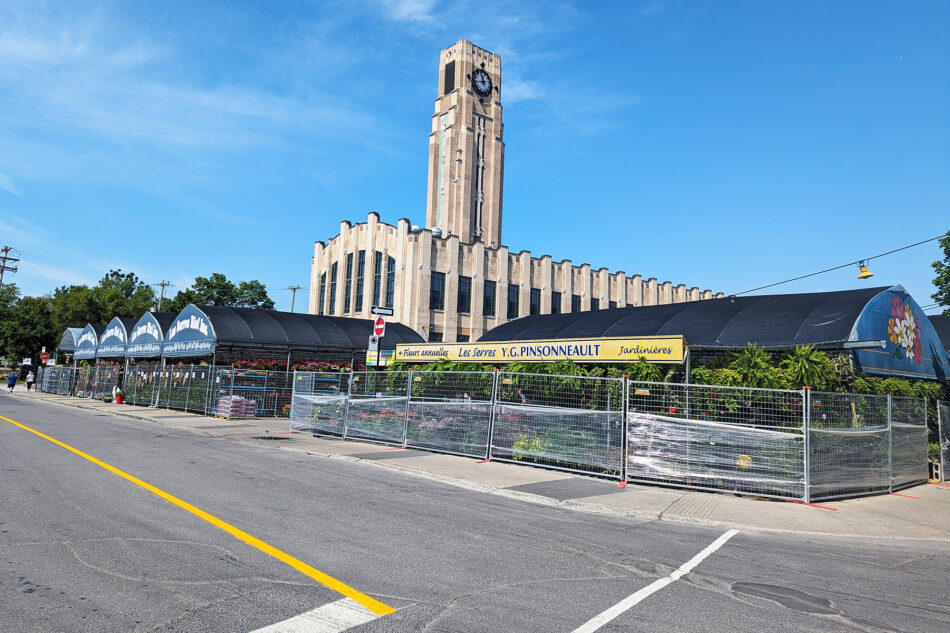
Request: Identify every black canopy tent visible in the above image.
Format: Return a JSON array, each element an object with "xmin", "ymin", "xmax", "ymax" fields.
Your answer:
[
  {"xmin": 479, "ymin": 286, "xmax": 949, "ymax": 381},
  {"xmin": 162, "ymin": 304, "xmax": 425, "ymax": 368},
  {"xmin": 930, "ymin": 315, "xmax": 950, "ymax": 359},
  {"xmin": 54, "ymin": 327, "xmax": 84, "ymax": 363}
]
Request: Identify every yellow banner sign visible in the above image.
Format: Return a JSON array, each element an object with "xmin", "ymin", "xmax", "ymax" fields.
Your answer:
[{"xmin": 394, "ymin": 336, "xmax": 685, "ymax": 364}]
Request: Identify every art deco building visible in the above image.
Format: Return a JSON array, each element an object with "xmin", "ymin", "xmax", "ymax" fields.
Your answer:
[{"xmin": 309, "ymin": 39, "xmax": 721, "ymax": 342}]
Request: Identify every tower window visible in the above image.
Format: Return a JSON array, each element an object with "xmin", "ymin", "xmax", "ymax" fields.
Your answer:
[
  {"xmin": 551, "ymin": 291, "xmax": 561, "ymax": 314},
  {"xmin": 343, "ymin": 253, "xmax": 353, "ymax": 314},
  {"xmin": 443, "ymin": 60, "xmax": 455, "ymax": 95},
  {"xmin": 609, "ymin": 300, "xmax": 617, "ymax": 309},
  {"xmin": 355, "ymin": 250, "xmax": 365, "ymax": 313},
  {"xmin": 571, "ymin": 294, "xmax": 581, "ymax": 312},
  {"xmin": 591, "ymin": 298, "xmax": 599, "ymax": 311},
  {"xmin": 457, "ymin": 276, "xmax": 472, "ymax": 314},
  {"xmin": 372, "ymin": 252, "xmax": 383, "ymax": 307},
  {"xmin": 430, "ymin": 272, "xmax": 446, "ymax": 311},
  {"xmin": 507, "ymin": 285, "xmax": 519, "ymax": 319},
  {"xmin": 530, "ymin": 288, "xmax": 540, "ymax": 315},
  {"xmin": 318, "ymin": 272, "xmax": 327, "ymax": 315},
  {"xmin": 483, "ymin": 280, "xmax": 496, "ymax": 317},
  {"xmin": 328, "ymin": 263, "xmax": 338, "ymax": 315},
  {"xmin": 385, "ymin": 256, "xmax": 396, "ymax": 308}
]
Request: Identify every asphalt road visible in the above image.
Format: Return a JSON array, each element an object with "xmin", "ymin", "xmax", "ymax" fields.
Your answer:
[{"xmin": 1, "ymin": 396, "xmax": 948, "ymax": 633}]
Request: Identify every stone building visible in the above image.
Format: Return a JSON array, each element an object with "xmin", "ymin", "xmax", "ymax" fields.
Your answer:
[{"xmin": 309, "ymin": 39, "xmax": 721, "ymax": 342}]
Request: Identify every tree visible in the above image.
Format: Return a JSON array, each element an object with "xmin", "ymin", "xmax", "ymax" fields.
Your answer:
[
  {"xmin": 932, "ymin": 230, "xmax": 950, "ymax": 316},
  {"xmin": 780, "ymin": 345, "xmax": 834, "ymax": 390},
  {"xmin": 166, "ymin": 273, "xmax": 274, "ymax": 312},
  {"xmin": 94, "ymin": 269, "xmax": 156, "ymax": 319},
  {"xmin": 0, "ymin": 295, "xmax": 55, "ymax": 362}
]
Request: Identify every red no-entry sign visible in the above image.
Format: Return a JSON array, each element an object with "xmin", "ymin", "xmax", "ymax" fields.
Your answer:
[{"xmin": 374, "ymin": 316, "xmax": 386, "ymax": 337}]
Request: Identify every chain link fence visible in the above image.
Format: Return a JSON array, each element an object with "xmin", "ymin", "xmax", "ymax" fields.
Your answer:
[
  {"xmin": 407, "ymin": 371, "xmax": 496, "ymax": 458},
  {"xmin": 939, "ymin": 400, "xmax": 949, "ymax": 483},
  {"xmin": 40, "ymin": 366, "xmax": 80, "ymax": 395},
  {"xmin": 626, "ymin": 382, "xmax": 805, "ymax": 499},
  {"xmin": 890, "ymin": 396, "xmax": 929, "ymax": 491},
  {"xmin": 290, "ymin": 372, "xmax": 351, "ymax": 436}
]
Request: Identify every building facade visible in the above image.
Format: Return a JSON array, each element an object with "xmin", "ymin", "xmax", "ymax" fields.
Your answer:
[{"xmin": 309, "ymin": 39, "xmax": 722, "ymax": 342}]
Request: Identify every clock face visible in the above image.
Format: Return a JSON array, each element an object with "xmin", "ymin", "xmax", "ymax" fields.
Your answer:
[{"xmin": 471, "ymin": 69, "xmax": 492, "ymax": 97}]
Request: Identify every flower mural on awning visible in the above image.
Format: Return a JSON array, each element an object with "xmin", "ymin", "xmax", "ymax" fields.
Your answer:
[{"xmin": 888, "ymin": 295, "xmax": 922, "ymax": 364}]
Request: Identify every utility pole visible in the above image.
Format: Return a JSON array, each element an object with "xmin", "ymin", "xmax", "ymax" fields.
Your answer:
[
  {"xmin": 156, "ymin": 281, "xmax": 172, "ymax": 311},
  {"xmin": 286, "ymin": 285, "xmax": 303, "ymax": 313},
  {"xmin": 0, "ymin": 246, "xmax": 19, "ymax": 290}
]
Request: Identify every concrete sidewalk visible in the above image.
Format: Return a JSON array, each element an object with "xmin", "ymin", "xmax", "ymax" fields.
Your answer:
[{"xmin": 10, "ymin": 390, "xmax": 950, "ymax": 541}]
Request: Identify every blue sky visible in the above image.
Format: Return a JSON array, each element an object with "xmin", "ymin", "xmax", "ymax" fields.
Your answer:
[{"xmin": 1, "ymin": 0, "xmax": 947, "ymax": 314}]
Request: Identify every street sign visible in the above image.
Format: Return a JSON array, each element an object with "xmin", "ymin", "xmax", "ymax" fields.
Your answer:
[
  {"xmin": 368, "ymin": 335, "xmax": 379, "ymax": 352},
  {"xmin": 22, "ymin": 358, "xmax": 31, "ymax": 366},
  {"xmin": 371, "ymin": 306, "xmax": 394, "ymax": 316},
  {"xmin": 40, "ymin": 352, "xmax": 50, "ymax": 365},
  {"xmin": 373, "ymin": 316, "xmax": 386, "ymax": 337}
]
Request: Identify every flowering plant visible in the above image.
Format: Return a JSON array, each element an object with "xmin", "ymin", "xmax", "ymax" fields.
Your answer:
[{"xmin": 888, "ymin": 296, "xmax": 923, "ymax": 364}]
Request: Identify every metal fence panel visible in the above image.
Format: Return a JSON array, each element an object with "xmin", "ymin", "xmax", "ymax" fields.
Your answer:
[
  {"xmin": 808, "ymin": 392, "xmax": 890, "ymax": 500},
  {"xmin": 344, "ymin": 371, "xmax": 410, "ymax": 445},
  {"xmin": 290, "ymin": 372, "xmax": 350, "ymax": 437},
  {"xmin": 890, "ymin": 396, "xmax": 929, "ymax": 490},
  {"xmin": 406, "ymin": 371, "xmax": 494, "ymax": 458},
  {"xmin": 939, "ymin": 401, "xmax": 949, "ymax": 483},
  {"xmin": 125, "ymin": 364, "xmax": 161, "ymax": 406},
  {"xmin": 74, "ymin": 368, "xmax": 93, "ymax": 398},
  {"xmin": 627, "ymin": 382, "xmax": 805, "ymax": 499},
  {"xmin": 489, "ymin": 372, "xmax": 624, "ymax": 478}
]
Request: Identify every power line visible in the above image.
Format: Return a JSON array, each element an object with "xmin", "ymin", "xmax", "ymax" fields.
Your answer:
[
  {"xmin": 153, "ymin": 281, "xmax": 174, "ymax": 311},
  {"xmin": 730, "ymin": 234, "xmax": 947, "ymax": 297}
]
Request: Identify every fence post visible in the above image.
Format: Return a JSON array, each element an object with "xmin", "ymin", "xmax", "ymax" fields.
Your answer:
[
  {"xmin": 485, "ymin": 369, "xmax": 500, "ymax": 460},
  {"xmin": 184, "ymin": 366, "xmax": 193, "ymax": 412},
  {"xmin": 621, "ymin": 376, "xmax": 629, "ymax": 485},
  {"xmin": 342, "ymin": 370, "xmax": 354, "ymax": 440},
  {"xmin": 263, "ymin": 371, "xmax": 269, "ymax": 417},
  {"xmin": 402, "ymin": 369, "xmax": 412, "ymax": 447},
  {"xmin": 802, "ymin": 387, "xmax": 810, "ymax": 503},
  {"xmin": 887, "ymin": 393, "xmax": 893, "ymax": 493}
]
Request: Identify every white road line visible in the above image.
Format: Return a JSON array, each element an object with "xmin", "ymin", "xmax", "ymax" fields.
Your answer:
[
  {"xmin": 251, "ymin": 597, "xmax": 381, "ymax": 633},
  {"xmin": 572, "ymin": 529, "xmax": 740, "ymax": 633}
]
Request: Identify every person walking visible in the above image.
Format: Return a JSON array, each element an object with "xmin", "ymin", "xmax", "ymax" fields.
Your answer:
[
  {"xmin": 7, "ymin": 371, "xmax": 17, "ymax": 393},
  {"xmin": 25, "ymin": 371, "xmax": 35, "ymax": 392}
]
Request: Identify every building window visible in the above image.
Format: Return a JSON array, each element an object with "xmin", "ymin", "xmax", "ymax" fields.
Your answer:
[
  {"xmin": 355, "ymin": 251, "xmax": 365, "ymax": 313},
  {"xmin": 328, "ymin": 263, "xmax": 338, "ymax": 314},
  {"xmin": 571, "ymin": 294, "xmax": 581, "ymax": 312},
  {"xmin": 343, "ymin": 253, "xmax": 353, "ymax": 313},
  {"xmin": 318, "ymin": 272, "xmax": 327, "ymax": 315},
  {"xmin": 429, "ymin": 331, "xmax": 443, "ymax": 342},
  {"xmin": 385, "ymin": 256, "xmax": 396, "ymax": 308},
  {"xmin": 457, "ymin": 334, "xmax": 469, "ymax": 342},
  {"xmin": 457, "ymin": 276, "xmax": 472, "ymax": 314},
  {"xmin": 372, "ymin": 252, "xmax": 383, "ymax": 307},
  {"xmin": 530, "ymin": 288, "xmax": 541, "ymax": 315},
  {"xmin": 443, "ymin": 60, "xmax": 455, "ymax": 95},
  {"xmin": 507, "ymin": 285, "xmax": 519, "ymax": 319},
  {"xmin": 609, "ymin": 300, "xmax": 617, "ymax": 309},
  {"xmin": 430, "ymin": 271, "xmax": 445, "ymax": 311},
  {"xmin": 483, "ymin": 280, "xmax": 496, "ymax": 317},
  {"xmin": 551, "ymin": 291, "xmax": 561, "ymax": 314},
  {"xmin": 591, "ymin": 298, "xmax": 599, "ymax": 311}
]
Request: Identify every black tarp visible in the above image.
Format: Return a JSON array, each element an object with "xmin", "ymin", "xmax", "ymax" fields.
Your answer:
[
  {"xmin": 185, "ymin": 305, "xmax": 424, "ymax": 353},
  {"xmin": 55, "ymin": 328, "xmax": 84, "ymax": 353},
  {"xmin": 479, "ymin": 286, "xmax": 890, "ymax": 350},
  {"xmin": 930, "ymin": 315, "xmax": 950, "ymax": 355}
]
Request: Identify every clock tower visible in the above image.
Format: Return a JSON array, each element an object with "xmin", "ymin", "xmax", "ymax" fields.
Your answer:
[{"xmin": 425, "ymin": 39, "xmax": 505, "ymax": 247}]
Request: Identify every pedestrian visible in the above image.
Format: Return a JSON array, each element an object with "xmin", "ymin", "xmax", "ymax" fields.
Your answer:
[
  {"xmin": 7, "ymin": 371, "xmax": 17, "ymax": 393},
  {"xmin": 516, "ymin": 388, "xmax": 527, "ymax": 404},
  {"xmin": 26, "ymin": 371, "xmax": 35, "ymax": 392}
]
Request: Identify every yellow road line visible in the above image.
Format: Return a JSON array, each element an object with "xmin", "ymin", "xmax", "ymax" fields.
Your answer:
[{"xmin": 0, "ymin": 414, "xmax": 396, "ymax": 616}]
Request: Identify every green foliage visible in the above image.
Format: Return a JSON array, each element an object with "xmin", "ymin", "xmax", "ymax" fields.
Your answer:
[
  {"xmin": 165, "ymin": 272, "xmax": 275, "ymax": 312},
  {"xmin": 729, "ymin": 343, "xmax": 778, "ymax": 388},
  {"xmin": 780, "ymin": 345, "xmax": 834, "ymax": 390},
  {"xmin": 625, "ymin": 357, "xmax": 663, "ymax": 382},
  {"xmin": 931, "ymin": 229, "xmax": 950, "ymax": 316}
]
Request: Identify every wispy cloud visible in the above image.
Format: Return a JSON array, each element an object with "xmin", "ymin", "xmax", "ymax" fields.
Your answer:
[
  {"xmin": 378, "ymin": 0, "xmax": 438, "ymax": 23},
  {"xmin": 0, "ymin": 171, "xmax": 18, "ymax": 195}
]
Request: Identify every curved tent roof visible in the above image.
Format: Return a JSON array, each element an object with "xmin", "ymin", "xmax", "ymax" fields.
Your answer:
[
  {"xmin": 162, "ymin": 304, "xmax": 424, "ymax": 357},
  {"xmin": 73, "ymin": 323, "xmax": 106, "ymax": 360},
  {"xmin": 930, "ymin": 315, "xmax": 950, "ymax": 357},
  {"xmin": 126, "ymin": 312, "xmax": 176, "ymax": 357},
  {"xmin": 97, "ymin": 317, "xmax": 139, "ymax": 358},
  {"xmin": 56, "ymin": 327, "xmax": 85, "ymax": 353},
  {"xmin": 479, "ymin": 286, "xmax": 948, "ymax": 381}
]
